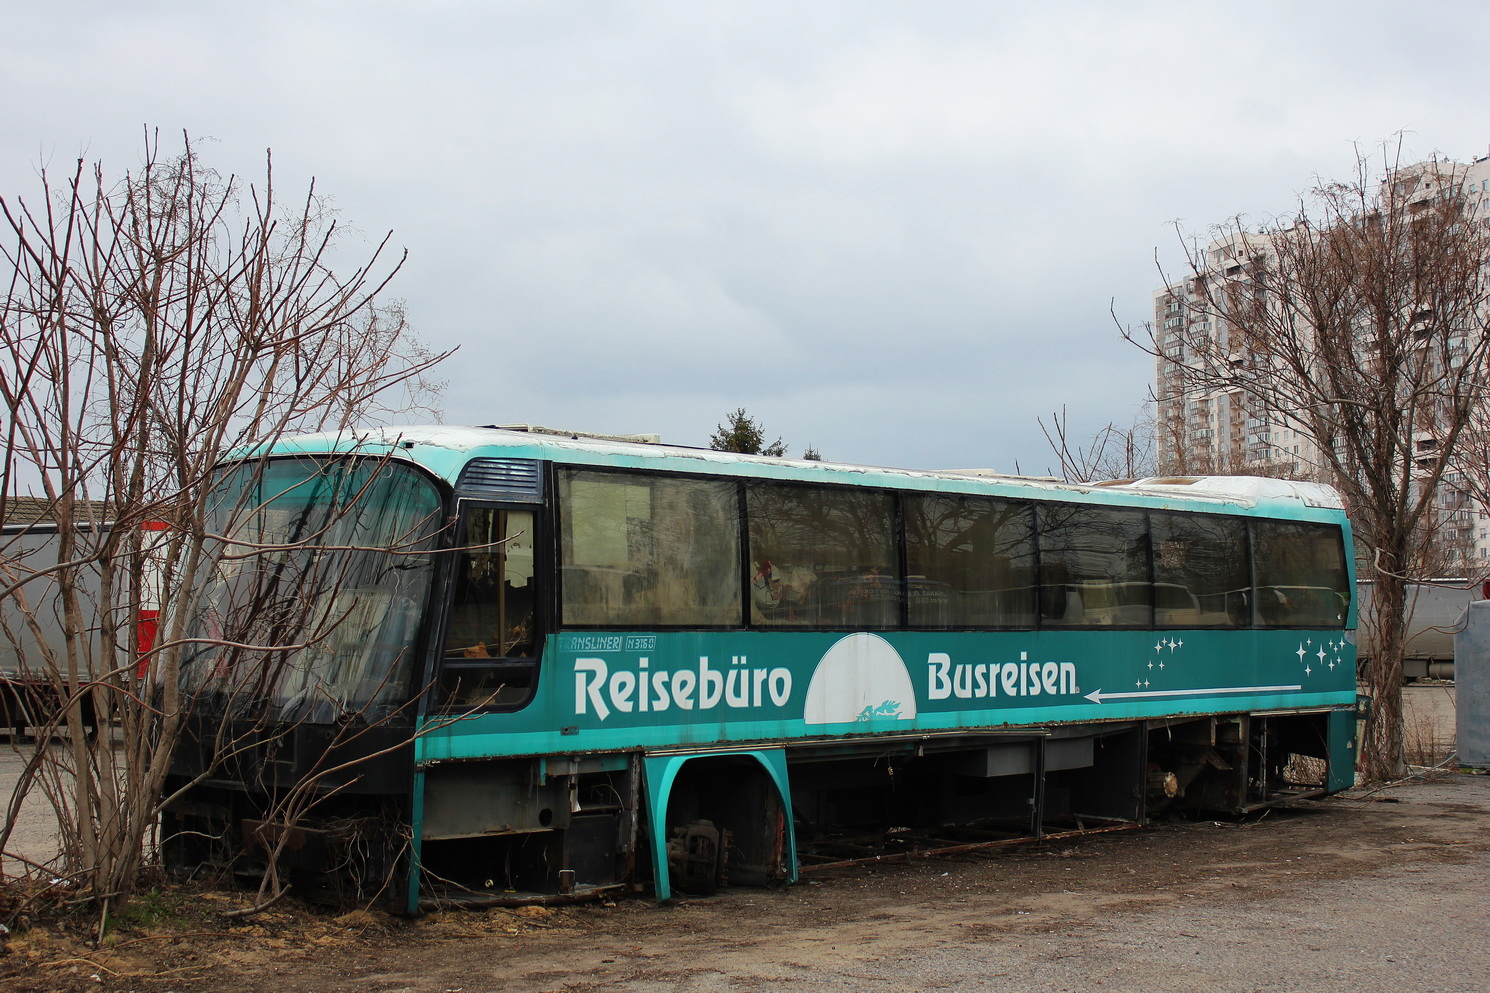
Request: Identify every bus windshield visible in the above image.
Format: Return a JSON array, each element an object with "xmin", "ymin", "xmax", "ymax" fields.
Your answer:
[{"xmin": 180, "ymin": 456, "xmax": 445, "ymax": 724}]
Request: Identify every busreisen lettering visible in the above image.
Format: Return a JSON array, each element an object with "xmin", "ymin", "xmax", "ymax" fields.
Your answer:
[{"xmin": 926, "ymin": 651, "xmax": 1079, "ymax": 700}]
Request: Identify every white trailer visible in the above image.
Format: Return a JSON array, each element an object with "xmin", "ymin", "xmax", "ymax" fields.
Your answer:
[{"xmin": 1356, "ymin": 579, "xmax": 1482, "ymax": 681}]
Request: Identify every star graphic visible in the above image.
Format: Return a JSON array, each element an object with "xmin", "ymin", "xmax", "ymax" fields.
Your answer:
[
  {"xmin": 1297, "ymin": 645, "xmax": 1308, "ymax": 662},
  {"xmin": 1317, "ymin": 647, "xmax": 1328, "ymax": 664}
]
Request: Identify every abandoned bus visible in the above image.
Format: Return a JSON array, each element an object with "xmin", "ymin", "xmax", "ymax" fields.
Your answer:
[{"xmin": 161, "ymin": 426, "xmax": 1358, "ymax": 912}]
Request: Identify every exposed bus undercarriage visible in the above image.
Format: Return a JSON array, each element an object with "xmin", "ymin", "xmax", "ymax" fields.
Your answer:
[{"xmin": 161, "ymin": 707, "xmax": 1345, "ymax": 910}]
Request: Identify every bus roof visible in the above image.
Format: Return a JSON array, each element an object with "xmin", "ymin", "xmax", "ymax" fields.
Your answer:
[{"xmin": 263, "ymin": 425, "xmax": 1346, "ymax": 519}]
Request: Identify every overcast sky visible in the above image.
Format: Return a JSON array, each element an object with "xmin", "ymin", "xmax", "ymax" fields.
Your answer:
[{"xmin": 5, "ymin": 1, "xmax": 1489, "ymax": 473}]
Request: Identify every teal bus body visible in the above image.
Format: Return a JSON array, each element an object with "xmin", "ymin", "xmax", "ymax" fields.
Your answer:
[
  {"xmin": 422, "ymin": 626, "xmax": 1355, "ymax": 758},
  {"xmin": 163, "ymin": 426, "xmax": 1358, "ymax": 911}
]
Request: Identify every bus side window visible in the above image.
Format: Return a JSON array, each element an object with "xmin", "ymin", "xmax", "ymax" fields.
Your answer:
[
  {"xmin": 1037, "ymin": 505, "xmax": 1152, "ymax": 628},
  {"xmin": 558, "ymin": 471, "xmax": 741, "ymax": 627},
  {"xmin": 1150, "ymin": 511, "xmax": 1249, "ymax": 629},
  {"xmin": 902, "ymin": 494, "xmax": 1037, "ymax": 629},
  {"xmin": 746, "ymin": 482, "xmax": 899, "ymax": 629}
]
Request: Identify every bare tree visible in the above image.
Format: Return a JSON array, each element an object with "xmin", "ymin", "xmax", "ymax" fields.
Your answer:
[
  {"xmin": 1129, "ymin": 141, "xmax": 1490, "ymax": 780},
  {"xmin": 1039, "ymin": 405, "xmax": 1156, "ymax": 482},
  {"xmin": 1442, "ymin": 399, "xmax": 1490, "ymax": 584},
  {"xmin": 0, "ymin": 131, "xmax": 451, "ymax": 913}
]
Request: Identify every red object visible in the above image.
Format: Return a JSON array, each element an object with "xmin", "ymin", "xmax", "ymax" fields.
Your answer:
[
  {"xmin": 136, "ymin": 521, "xmax": 170, "ymax": 678},
  {"xmin": 136, "ymin": 610, "xmax": 159, "ymax": 679}
]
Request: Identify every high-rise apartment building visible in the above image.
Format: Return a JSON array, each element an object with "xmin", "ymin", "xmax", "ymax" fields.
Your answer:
[
  {"xmin": 1153, "ymin": 151, "xmax": 1490, "ymax": 570},
  {"xmin": 1154, "ymin": 230, "xmax": 1319, "ymax": 478}
]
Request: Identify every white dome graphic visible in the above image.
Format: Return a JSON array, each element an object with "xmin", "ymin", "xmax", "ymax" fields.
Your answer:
[{"xmin": 803, "ymin": 633, "xmax": 917, "ymax": 725}]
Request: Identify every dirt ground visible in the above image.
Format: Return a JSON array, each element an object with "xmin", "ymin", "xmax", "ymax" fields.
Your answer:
[{"xmin": 5, "ymin": 771, "xmax": 1489, "ymax": 993}]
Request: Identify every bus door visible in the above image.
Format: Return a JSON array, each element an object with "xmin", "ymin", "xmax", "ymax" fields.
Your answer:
[{"xmin": 434, "ymin": 503, "xmax": 542, "ymax": 711}]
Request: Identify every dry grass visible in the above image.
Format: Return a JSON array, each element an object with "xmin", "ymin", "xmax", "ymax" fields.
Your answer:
[
  {"xmin": 1403, "ymin": 684, "xmax": 1458, "ymax": 767},
  {"xmin": 1284, "ymin": 754, "xmax": 1328, "ymax": 786}
]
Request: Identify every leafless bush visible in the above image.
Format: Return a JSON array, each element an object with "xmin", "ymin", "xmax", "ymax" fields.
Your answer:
[{"xmin": 0, "ymin": 130, "xmax": 451, "ymax": 913}]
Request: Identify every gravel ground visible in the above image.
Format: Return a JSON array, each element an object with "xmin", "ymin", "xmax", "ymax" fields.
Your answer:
[
  {"xmin": 377, "ymin": 775, "xmax": 1489, "ymax": 993},
  {"xmin": 4, "ymin": 688, "xmax": 1486, "ymax": 993},
  {"xmin": 6, "ymin": 773, "xmax": 1489, "ymax": 993}
]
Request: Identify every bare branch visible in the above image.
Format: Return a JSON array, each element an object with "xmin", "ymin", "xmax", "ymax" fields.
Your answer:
[{"xmin": 1134, "ymin": 136, "xmax": 1490, "ymax": 780}]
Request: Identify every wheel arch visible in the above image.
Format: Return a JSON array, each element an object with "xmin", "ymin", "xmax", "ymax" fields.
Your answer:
[{"xmin": 642, "ymin": 748, "xmax": 797, "ymax": 900}]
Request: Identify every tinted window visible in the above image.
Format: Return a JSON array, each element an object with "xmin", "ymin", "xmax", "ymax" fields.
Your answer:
[
  {"xmin": 1252, "ymin": 520, "xmax": 1350, "ymax": 628},
  {"xmin": 747, "ymin": 482, "xmax": 899, "ymax": 628},
  {"xmin": 1038, "ymin": 505, "xmax": 1152, "ymax": 628},
  {"xmin": 438, "ymin": 507, "xmax": 540, "ymax": 709},
  {"xmin": 1150, "ymin": 511, "xmax": 1251, "ymax": 628},
  {"xmin": 904, "ymin": 494, "xmax": 1036, "ymax": 628}
]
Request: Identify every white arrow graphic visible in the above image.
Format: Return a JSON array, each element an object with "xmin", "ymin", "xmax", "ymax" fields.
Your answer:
[{"xmin": 1084, "ymin": 684, "xmax": 1303, "ymax": 705}]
